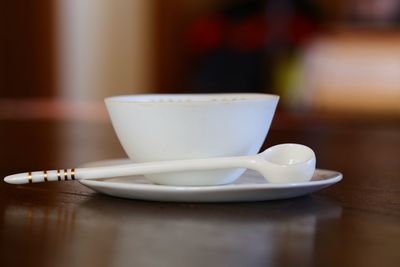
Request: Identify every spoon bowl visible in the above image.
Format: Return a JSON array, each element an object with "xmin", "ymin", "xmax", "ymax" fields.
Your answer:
[{"xmin": 255, "ymin": 144, "xmax": 316, "ymax": 183}]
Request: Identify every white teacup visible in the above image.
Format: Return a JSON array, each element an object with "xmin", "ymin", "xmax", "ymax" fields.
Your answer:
[{"xmin": 105, "ymin": 94, "xmax": 279, "ymax": 186}]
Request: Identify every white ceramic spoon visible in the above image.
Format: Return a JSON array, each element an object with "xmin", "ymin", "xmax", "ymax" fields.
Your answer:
[{"xmin": 4, "ymin": 143, "xmax": 316, "ymax": 185}]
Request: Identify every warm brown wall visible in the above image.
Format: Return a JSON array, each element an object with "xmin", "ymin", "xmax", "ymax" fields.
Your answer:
[{"xmin": 0, "ymin": 0, "xmax": 56, "ymax": 98}]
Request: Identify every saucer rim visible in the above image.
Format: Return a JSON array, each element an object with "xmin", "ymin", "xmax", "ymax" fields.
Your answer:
[{"xmin": 78, "ymin": 168, "xmax": 342, "ymax": 192}]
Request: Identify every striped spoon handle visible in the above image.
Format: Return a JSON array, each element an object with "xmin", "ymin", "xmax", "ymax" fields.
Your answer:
[
  {"xmin": 5, "ymin": 169, "xmax": 77, "ymax": 184},
  {"xmin": 3, "ymin": 156, "xmax": 252, "ymax": 185}
]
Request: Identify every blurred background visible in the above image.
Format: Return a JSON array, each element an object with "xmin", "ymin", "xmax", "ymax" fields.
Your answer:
[{"xmin": 1, "ymin": 0, "xmax": 400, "ymax": 120}]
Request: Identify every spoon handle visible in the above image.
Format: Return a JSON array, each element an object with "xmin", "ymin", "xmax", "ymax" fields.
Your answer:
[{"xmin": 4, "ymin": 156, "xmax": 258, "ymax": 184}]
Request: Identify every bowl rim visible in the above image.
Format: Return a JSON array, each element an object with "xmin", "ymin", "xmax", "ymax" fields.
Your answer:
[{"xmin": 105, "ymin": 93, "xmax": 279, "ymax": 105}]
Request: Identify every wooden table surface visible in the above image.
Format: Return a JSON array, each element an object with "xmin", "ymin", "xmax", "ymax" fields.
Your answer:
[{"xmin": 0, "ymin": 112, "xmax": 399, "ymax": 267}]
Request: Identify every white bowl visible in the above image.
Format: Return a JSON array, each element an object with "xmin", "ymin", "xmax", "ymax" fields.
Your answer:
[{"xmin": 105, "ymin": 93, "xmax": 279, "ymax": 186}]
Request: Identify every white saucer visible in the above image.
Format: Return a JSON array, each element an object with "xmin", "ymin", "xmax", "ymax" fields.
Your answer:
[{"xmin": 79, "ymin": 159, "xmax": 342, "ymax": 202}]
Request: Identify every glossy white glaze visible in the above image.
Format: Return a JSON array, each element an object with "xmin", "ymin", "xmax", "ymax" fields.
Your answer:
[{"xmin": 105, "ymin": 93, "xmax": 279, "ymax": 185}]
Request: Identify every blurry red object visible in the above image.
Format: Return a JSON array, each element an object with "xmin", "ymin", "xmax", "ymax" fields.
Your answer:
[
  {"xmin": 289, "ymin": 15, "xmax": 317, "ymax": 46},
  {"xmin": 228, "ymin": 15, "xmax": 267, "ymax": 52},
  {"xmin": 186, "ymin": 17, "xmax": 226, "ymax": 54}
]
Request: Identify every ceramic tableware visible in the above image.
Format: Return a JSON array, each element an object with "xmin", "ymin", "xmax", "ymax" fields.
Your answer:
[{"xmin": 105, "ymin": 93, "xmax": 279, "ymax": 185}]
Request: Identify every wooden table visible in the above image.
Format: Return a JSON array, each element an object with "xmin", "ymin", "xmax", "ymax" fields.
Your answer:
[{"xmin": 0, "ymin": 112, "xmax": 399, "ymax": 267}]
